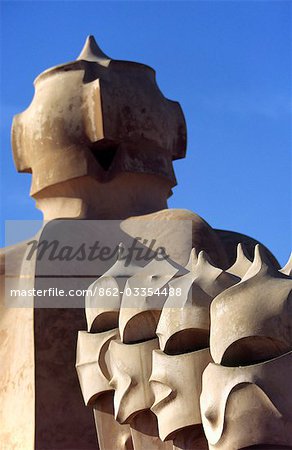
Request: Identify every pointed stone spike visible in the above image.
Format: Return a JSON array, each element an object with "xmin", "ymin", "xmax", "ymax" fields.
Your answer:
[
  {"xmin": 241, "ymin": 244, "xmax": 276, "ymax": 282},
  {"xmin": 241, "ymin": 244, "xmax": 263, "ymax": 281},
  {"xmin": 196, "ymin": 250, "xmax": 222, "ymax": 276},
  {"xmin": 185, "ymin": 248, "xmax": 198, "ymax": 272},
  {"xmin": 77, "ymin": 35, "xmax": 111, "ymax": 66},
  {"xmin": 194, "ymin": 250, "xmax": 239, "ymax": 296},
  {"xmin": 194, "ymin": 250, "xmax": 223, "ymax": 286},
  {"xmin": 237, "ymin": 242, "xmax": 250, "ymax": 259},
  {"xmin": 280, "ymin": 252, "xmax": 292, "ymax": 276},
  {"xmin": 227, "ymin": 243, "xmax": 252, "ymax": 278}
]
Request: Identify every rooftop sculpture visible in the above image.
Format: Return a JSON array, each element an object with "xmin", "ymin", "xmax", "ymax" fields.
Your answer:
[{"xmin": 0, "ymin": 36, "xmax": 290, "ymax": 450}]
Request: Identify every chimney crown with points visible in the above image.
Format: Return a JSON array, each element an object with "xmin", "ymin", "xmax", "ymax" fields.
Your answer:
[{"xmin": 12, "ymin": 36, "xmax": 186, "ymax": 195}]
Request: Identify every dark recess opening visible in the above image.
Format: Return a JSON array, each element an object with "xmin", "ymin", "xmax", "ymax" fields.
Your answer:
[{"xmin": 90, "ymin": 142, "xmax": 118, "ymax": 171}]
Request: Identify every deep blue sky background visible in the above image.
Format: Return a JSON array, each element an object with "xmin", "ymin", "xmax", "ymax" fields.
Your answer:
[{"xmin": 0, "ymin": 1, "xmax": 291, "ymax": 265}]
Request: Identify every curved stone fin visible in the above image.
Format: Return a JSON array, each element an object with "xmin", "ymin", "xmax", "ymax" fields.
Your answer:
[
  {"xmin": 227, "ymin": 243, "xmax": 252, "ymax": 279},
  {"xmin": 185, "ymin": 248, "xmax": 198, "ymax": 273},
  {"xmin": 76, "ymin": 329, "xmax": 118, "ymax": 405},
  {"xmin": 85, "ymin": 242, "xmax": 145, "ymax": 332},
  {"xmin": 242, "ymin": 244, "xmax": 280, "ymax": 282},
  {"xmin": 195, "ymin": 250, "xmax": 222, "ymax": 279},
  {"xmin": 119, "ymin": 257, "xmax": 178, "ymax": 343},
  {"xmin": 156, "ymin": 250, "xmax": 238, "ymax": 353},
  {"xmin": 280, "ymin": 252, "xmax": 292, "ymax": 277},
  {"xmin": 194, "ymin": 250, "xmax": 238, "ymax": 297}
]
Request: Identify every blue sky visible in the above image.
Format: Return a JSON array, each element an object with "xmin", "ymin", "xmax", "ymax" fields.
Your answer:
[{"xmin": 0, "ymin": 0, "xmax": 291, "ymax": 265}]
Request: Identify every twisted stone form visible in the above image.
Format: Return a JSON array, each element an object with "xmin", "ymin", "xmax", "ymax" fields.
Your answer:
[
  {"xmin": 210, "ymin": 245, "xmax": 292, "ymax": 365},
  {"xmin": 79, "ymin": 247, "xmax": 177, "ymax": 450},
  {"xmin": 156, "ymin": 249, "xmax": 238, "ymax": 354},
  {"xmin": 77, "ymin": 243, "xmax": 292, "ymax": 450},
  {"xmin": 76, "ymin": 245, "xmax": 236, "ymax": 449},
  {"xmin": 201, "ymin": 245, "xmax": 292, "ymax": 450},
  {"xmin": 76, "ymin": 329, "xmax": 133, "ymax": 450},
  {"xmin": 119, "ymin": 257, "xmax": 178, "ymax": 343}
]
